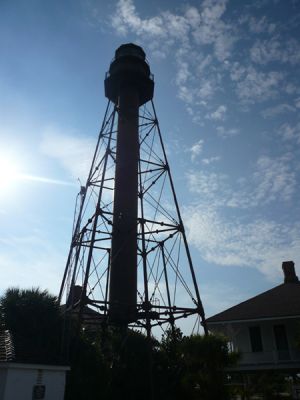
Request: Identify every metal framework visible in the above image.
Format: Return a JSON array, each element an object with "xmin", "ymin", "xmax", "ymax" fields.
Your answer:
[{"xmin": 59, "ymin": 98, "xmax": 207, "ymax": 337}]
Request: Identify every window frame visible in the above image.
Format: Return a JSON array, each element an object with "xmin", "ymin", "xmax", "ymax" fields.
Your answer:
[{"xmin": 249, "ymin": 325, "xmax": 263, "ymax": 353}]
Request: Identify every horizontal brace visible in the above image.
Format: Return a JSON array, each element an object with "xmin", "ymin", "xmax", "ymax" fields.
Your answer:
[
  {"xmin": 81, "ymin": 237, "xmax": 112, "ymax": 244},
  {"xmin": 137, "ymin": 304, "xmax": 199, "ymax": 312},
  {"xmin": 87, "ymin": 299, "xmax": 199, "ymax": 313},
  {"xmin": 150, "ymin": 312, "xmax": 198, "ymax": 326},
  {"xmin": 95, "ymin": 230, "xmax": 112, "ymax": 235},
  {"xmin": 138, "ymin": 122, "xmax": 154, "ymax": 127},
  {"xmin": 92, "ymin": 177, "xmax": 115, "ymax": 182},
  {"xmin": 138, "ymin": 218, "xmax": 179, "ymax": 228},
  {"xmin": 137, "ymin": 227, "xmax": 179, "ymax": 236},
  {"xmin": 137, "ymin": 234, "xmax": 178, "ymax": 254},
  {"xmin": 138, "ymin": 115, "xmax": 155, "ymax": 122},
  {"xmin": 139, "ymin": 159, "xmax": 165, "ymax": 168},
  {"xmin": 79, "ymin": 244, "xmax": 111, "ymax": 251},
  {"xmin": 140, "ymin": 170, "xmax": 166, "ymax": 195},
  {"xmin": 138, "ymin": 167, "xmax": 165, "ymax": 175},
  {"xmin": 89, "ymin": 184, "xmax": 114, "ymax": 190},
  {"xmin": 98, "ymin": 209, "xmax": 113, "ymax": 216}
]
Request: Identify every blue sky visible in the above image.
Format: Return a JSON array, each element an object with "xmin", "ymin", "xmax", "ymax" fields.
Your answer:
[{"xmin": 0, "ymin": 0, "xmax": 300, "ymax": 319}]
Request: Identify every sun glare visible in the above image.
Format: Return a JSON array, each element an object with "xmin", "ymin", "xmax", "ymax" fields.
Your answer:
[{"xmin": 0, "ymin": 155, "xmax": 20, "ymax": 191}]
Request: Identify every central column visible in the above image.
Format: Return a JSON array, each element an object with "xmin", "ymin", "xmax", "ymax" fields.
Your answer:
[{"xmin": 109, "ymin": 85, "xmax": 139, "ymax": 323}]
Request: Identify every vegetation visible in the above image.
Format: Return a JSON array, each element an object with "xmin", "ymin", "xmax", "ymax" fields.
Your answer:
[
  {"xmin": 230, "ymin": 371, "xmax": 293, "ymax": 400},
  {"xmin": 0, "ymin": 287, "xmax": 238, "ymax": 399},
  {"xmin": 154, "ymin": 327, "xmax": 239, "ymax": 400},
  {"xmin": 0, "ymin": 287, "xmax": 62, "ymax": 363}
]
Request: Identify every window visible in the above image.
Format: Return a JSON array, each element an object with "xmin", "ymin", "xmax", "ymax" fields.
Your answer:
[
  {"xmin": 273, "ymin": 324, "xmax": 290, "ymax": 360},
  {"xmin": 249, "ymin": 326, "xmax": 263, "ymax": 352},
  {"xmin": 227, "ymin": 341, "xmax": 234, "ymax": 353}
]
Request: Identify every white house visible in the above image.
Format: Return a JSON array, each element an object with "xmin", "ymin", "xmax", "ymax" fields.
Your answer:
[
  {"xmin": 206, "ymin": 261, "xmax": 300, "ymax": 374},
  {"xmin": 0, "ymin": 362, "xmax": 69, "ymax": 400},
  {"xmin": 0, "ymin": 330, "xmax": 69, "ymax": 400}
]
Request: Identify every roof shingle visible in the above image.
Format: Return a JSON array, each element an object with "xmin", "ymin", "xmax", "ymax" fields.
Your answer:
[{"xmin": 206, "ymin": 281, "xmax": 300, "ymax": 323}]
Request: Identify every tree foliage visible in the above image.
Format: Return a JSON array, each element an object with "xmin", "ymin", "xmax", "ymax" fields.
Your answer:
[
  {"xmin": 0, "ymin": 287, "xmax": 62, "ymax": 363},
  {"xmin": 0, "ymin": 287, "xmax": 238, "ymax": 399},
  {"xmin": 154, "ymin": 328, "xmax": 239, "ymax": 400},
  {"xmin": 65, "ymin": 326, "xmax": 156, "ymax": 400},
  {"xmin": 65, "ymin": 325, "xmax": 238, "ymax": 400}
]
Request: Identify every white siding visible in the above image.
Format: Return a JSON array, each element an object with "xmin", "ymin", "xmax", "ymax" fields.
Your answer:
[
  {"xmin": 208, "ymin": 317, "xmax": 300, "ymax": 369},
  {"xmin": 0, "ymin": 363, "xmax": 69, "ymax": 400}
]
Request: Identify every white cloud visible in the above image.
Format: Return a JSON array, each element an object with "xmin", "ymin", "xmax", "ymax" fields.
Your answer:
[
  {"xmin": 187, "ymin": 170, "xmax": 228, "ymax": 203},
  {"xmin": 192, "ymin": 0, "xmax": 227, "ymax": 44},
  {"xmin": 208, "ymin": 105, "xmax": 227, "ymax": 120},
  {"xmin": 184, "ymin": 204, "xmax": 300, "ymax": 281},
  {"xmin": 17, "ymin": 174, "xmax": 76, "ymax": 187},
  {"xmin": 250, "ymin": 37, "xmax": 300, "ymax": 66},
  {"xmin": 188, "ymin": 139, "xmax": 204, "ymax": 162},
  {"xmin": 232, "ymin": 65, "xmax": 284, "ymax": 103},
  {"xmin": 214, "ymin": 34, "xmax": 235, "ymax": 62},
  {"xmin": 108, "ymin": 0, "xmax": 300, "ymax": 121},
  {"xmin": 230, "ymin": 62, "xmax": 246, "ymax": 82},
  {"xmin": 0, "ymin": 233, "xmax": 66, "ymax": 295},
  {"xmin": 40, "ymin": 127, "xmax": 96, "ymax": 183},
  {"xmin": 252, "ymin": 155, "xmax": 296, "ymax": 204},
  {"xmin": 261, "ymin": 103, "xmax": 295, "ymax": 118},
  {"xmin": 190, "ymin": 0, "xmax": 235, "ymax": 62},
  {"xmin": 285, "ymin": 83, "xmax": 300, "ymax": 95},
  {"xmin": 111, "ymin": 0, "xmax": 166, "ymax": 37},
  {"xmin": 110, "ymin": 0, "xmax": 233, "ymax": 118},
  {"xmin": 216, "ymin": 126, "xmax": 239, "ymax": 138},
  {"xmin": 176, "ymin": 60, "xmax": 190, "ymax": 86},
  {"xmin": 196, "ymin": 54, "xmax": 213, "ymax": 75},
  {"xmin": 202, "ymin": 156, "xmax": 220, "ymax": 165},
  {"xmin": 184, "ymin": 6, "xmax": 200, "ymax": 29},
  {"xmin": 279, "ymin": 122, "xmax": 300, "ymax": 144},
  {"xmin": 248, "ymin": 16, "xmax": 275, "ymax": 34},
  {"xmin": 197, "ymin": 79, "xmax": 216, "ymax": 100},
  {"xmin": 187, "ymin": 154, "xmax": 296, "ymax": 208},
  {"xmin": 163, "ymin": 11, "xmax": 190, "ymax": 39},
  {"xmin": 111, "ymin": 0, "xmax": 192, "ymax": 42},
  {"xmin": 177, "ymin": 85, "xmax": 194, "ymax": 104}
]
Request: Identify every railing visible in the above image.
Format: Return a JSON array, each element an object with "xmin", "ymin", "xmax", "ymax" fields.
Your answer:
[
  {"xmin": 105, "ymin": 70, "xmax": 154, "ymax": 81},
  {"xmin": 109, "ymin": 54, "xmax": 151, "ymax": 67},
  {"xmin": 0, "ymin": 330, "xmax": 15, "ymax": 361},
  {"xmin": 239, "ymin": 349, "xmax": 300, "ymax": 366}
]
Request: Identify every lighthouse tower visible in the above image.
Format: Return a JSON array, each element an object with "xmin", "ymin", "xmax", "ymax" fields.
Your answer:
[{"xmin": 59, "ymin": 43, "xmax": 206, "ymax": 336}]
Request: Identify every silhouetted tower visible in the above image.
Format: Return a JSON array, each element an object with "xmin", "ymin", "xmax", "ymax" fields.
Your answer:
[
  {"xmin": 106, "ymin": 44, "xmax": 153, "ymax": 324},
  {"xmin": 59, "ymin": 43, "xmax": 207, "ymax": 336}
]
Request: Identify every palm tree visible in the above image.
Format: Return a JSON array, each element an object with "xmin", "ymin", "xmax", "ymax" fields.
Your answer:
[{"xmin": 0, "ymin": 287, "xmax": 62, "ymax": 363}]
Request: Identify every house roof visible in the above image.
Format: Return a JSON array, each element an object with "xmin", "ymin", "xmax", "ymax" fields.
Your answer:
[{"xmin": 206, "ymin": 262, "xmax": 300, "ymax": 324}]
